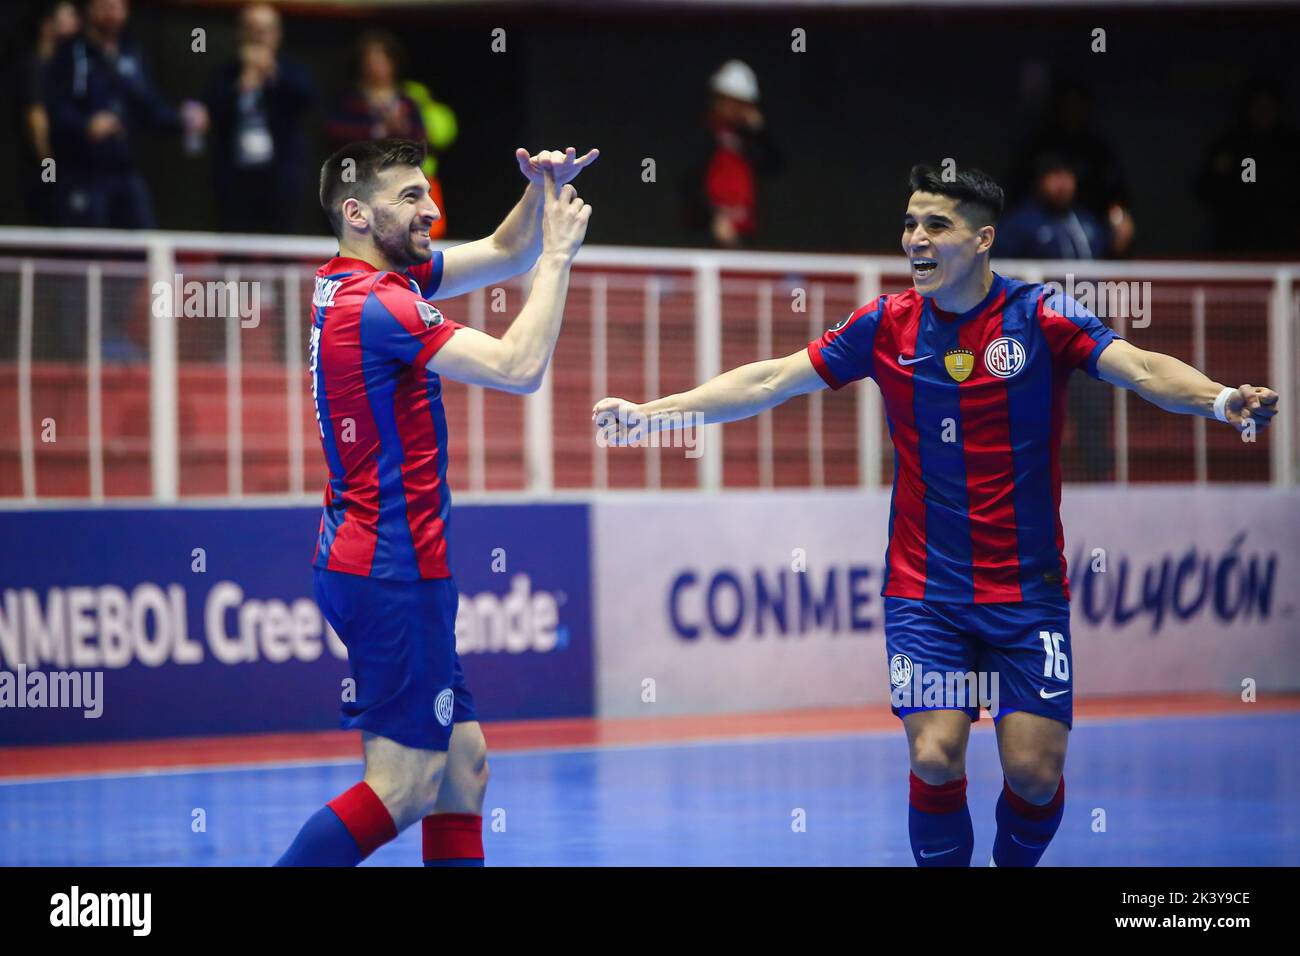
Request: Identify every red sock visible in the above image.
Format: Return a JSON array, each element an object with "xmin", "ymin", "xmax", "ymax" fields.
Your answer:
[
  {"xmin": 993, "ymin": 776, "xmax": 1065, "ymax": 866},
  {"xmin": 422, "ymin": 813, "xmax": 484, "ymax": 863},
  {"xmin": 326, "ymin": 782, "xmax": 398, "ymax": 859},
  {"xmin": 907, "ymin": 772, "xmax": 974, "ymax": 866},
  {"xmin": 908, "ymin": 771, "xmax": 968, "ymax": 813}
]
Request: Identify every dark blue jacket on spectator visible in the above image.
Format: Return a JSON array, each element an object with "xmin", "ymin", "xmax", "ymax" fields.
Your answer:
[
  {"xmin": 996, "ymin": 199, "xmax": 1111, "ymax": 260},
  {"xmin": 204, "ymin": 58, "xmax": 315, "ymax": 220},
  {"xmin": 44, "ymin": 33, "xmax": 181, "ymax": 173}
]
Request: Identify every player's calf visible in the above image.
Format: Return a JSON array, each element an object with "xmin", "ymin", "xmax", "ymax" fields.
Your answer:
[
  {"xmin": 432, "ymin": 722, "xmax": 489, "ymax": 815},
  {"xmin": 903, "ymin": 711, "xmax": 975, "ymax": 866},
  {"xmin": 359, "ymin": 731, "xmax": 451, "ymax": 828},
  {"xmin": 996, "ymin": 711, "xmax": 1067, "ymax": 803},
  {"xmin": 274, "ymin": 735, "xmax": 448, "ymax": 866},
  {"xmin": 992, "ymin": 713, "xmax": 1068, "ymax": 866},
  {"xmin": 366, "ymin": 763, "xmax": 448, "ymax": 831},
  {"xmin": 991, "ymin": 775, "xmax": 1065, "ymax": 867},
  {"xmin": 423, "ymin": 722, "xmax": 490, "ymax": 867},
  {"xmin": 274, "ymin": 780, "xmax": 401, "ymax": 867}
]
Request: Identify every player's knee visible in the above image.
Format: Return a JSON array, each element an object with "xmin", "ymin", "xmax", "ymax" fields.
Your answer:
[
  {"xmin": 910, "ymin": 734, "xmax": 966, "ymax": 782},
  {"xmin": 1002, "ymin": 754, "xmax": 1065, "ymax": 804}
]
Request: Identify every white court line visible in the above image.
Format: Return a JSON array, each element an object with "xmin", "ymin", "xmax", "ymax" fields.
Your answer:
[{"xmin": 0, "ymin": 706, "xmax": 1289, "ymax": 789}]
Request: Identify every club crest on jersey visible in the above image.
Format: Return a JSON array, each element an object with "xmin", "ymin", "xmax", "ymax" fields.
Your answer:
[
  {"xmin": 417, "ymin": 301, "xmax": 444, "ymax": 328},
  {"xmin": 890, "ymin": 654, "xmax": 914, "ymax": 688},
  {"xmin": 984, "ymin": 337, "xmax": 1026, "ymax": 378},
  {"xmin": 435, "ymin": 688, "xmax": 454, "ymax": 727},
  {"xmin": 944, "ymin": 348, "xmax": 974, "ymax": 382}
]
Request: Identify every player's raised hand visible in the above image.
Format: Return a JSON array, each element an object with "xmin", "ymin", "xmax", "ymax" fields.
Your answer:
[
  {"xmin": 1223, "ymin": 384, "xmax": 1279, "ymax": 432},
  {"xmin": 516, "ymin": 146, "xmax": 600, "ymax": 187},
  {"xmin": 541, "ymin": 167, "xmax": 592, "ymax": 262},
  {"xmin": 591, "ymin": 397, "xmax": 643, "ymax": 446}
]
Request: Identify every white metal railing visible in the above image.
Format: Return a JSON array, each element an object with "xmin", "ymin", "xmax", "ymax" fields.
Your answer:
[
  {"xmin": 16, "ymin": 260, "xmax": 34, "ymax": 499},
  {"xmin": 0, "ymin": 226, "xmax": 1295, "ymax": 505}
]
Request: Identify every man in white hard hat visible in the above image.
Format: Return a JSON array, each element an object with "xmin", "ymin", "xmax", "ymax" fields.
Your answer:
[{"xmin": 682, "ymin": 59, "xmax": 783, "ymax": 248}]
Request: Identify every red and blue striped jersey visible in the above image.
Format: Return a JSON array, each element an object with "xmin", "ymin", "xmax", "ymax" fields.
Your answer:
[
  {"xmin": 309, "ymin": 252, "xmax": 463, "ymax": 579},
  {"xmin": 807, "ymin": 272, "xmax": 1119, "ymax": 604}
]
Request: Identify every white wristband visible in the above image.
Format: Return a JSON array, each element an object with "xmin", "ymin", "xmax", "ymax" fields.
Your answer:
[{"xmin": 1213, "ymin": 386, "xmax": 1236, "ymax": 424}]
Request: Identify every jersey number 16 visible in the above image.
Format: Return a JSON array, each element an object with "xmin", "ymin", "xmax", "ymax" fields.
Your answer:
[{"xmin": 1039, "ymin": 630, "xmax": 1070, "ymax": 681}]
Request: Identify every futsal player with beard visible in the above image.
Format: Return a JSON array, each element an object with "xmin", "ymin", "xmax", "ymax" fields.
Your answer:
[
  {"xmin": 276, "ymin": 139, "xmax": 596, "ymax": 866},
  {"xmin": 593, "ymin": 164, "xmax": 1278, "ymax": 866}
]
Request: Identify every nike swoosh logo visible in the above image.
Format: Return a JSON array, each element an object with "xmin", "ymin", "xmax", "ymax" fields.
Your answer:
[
  {"xmin": 1011, "ymin": 834, "xmax": 1049, "ymax": 849},
  {"xmin": 898, "ymin": 354, "xmax": 932, "ymax": 366},
  {"xmin": 1040, "ymin": 688, "xmax": 1070, "ymax": 699},
  {"xmin": 919, "ymin": 845, "xmax": 960, "ymax": 858}
]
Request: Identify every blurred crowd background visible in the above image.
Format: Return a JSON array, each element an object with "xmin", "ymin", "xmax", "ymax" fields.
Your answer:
[{"xmin": 3, "ymin": 0, "xmax": 1299, "ymax": 257}]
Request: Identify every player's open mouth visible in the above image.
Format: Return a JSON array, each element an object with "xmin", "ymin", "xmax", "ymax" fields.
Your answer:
[{"xmin": 911, "ymin": 258, "xmax": 938, "ymax": 279}]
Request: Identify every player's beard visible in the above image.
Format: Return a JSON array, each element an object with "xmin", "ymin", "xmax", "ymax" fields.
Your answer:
[{"xmin": 373, "ymin": 210, "xmax": 432, "ymax": 270}]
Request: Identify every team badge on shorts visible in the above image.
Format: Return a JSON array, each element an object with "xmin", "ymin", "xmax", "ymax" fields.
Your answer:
[
  {"xmin": 984, "ymin": 337, "xmax": 1026, "ymax": 378},
  {"xmin": 417, "ymin": 301, "xmax": 445, "ymax": 328},
  {"xmin": 890, "ymin": 653, "xmax": 914, "ymax": 688},
  {"xmin": 434, "ymin": 688, "xmax": 454, "ymax": 727},
  {"xmin": 944, "ymin": 348, "xmax": 974, "ymax": 382}
]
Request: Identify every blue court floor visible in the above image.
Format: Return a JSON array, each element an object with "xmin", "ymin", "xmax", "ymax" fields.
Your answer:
[{"xmin": 2, "ymin": 711, "xmax": 1296, "ymax": 866}]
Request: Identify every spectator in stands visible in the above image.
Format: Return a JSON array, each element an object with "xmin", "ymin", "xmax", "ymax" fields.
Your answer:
[
  {"xmin": 999, "ymin": 152, "xmax": 1114, "ymax": 482},
  {"xmin": 1195, "ymin": 75, "xmax": 1300, "ymax": 255},
  {"xmin": 43, "ymin": 0, "xmax": 208, "ymax": 228},
  {"xmin": 1007, "ymin": 78, "xmax": 1135, "ymax": 257},
  {"xmin": 18, "ymin": 1, "xmax": 80, "ymax": 223},
  {"xmin": 996, "ymin": 153, "xmax": 1111, "ymax": 259},
  {"xmin": 203, "ymin": 2, "xmax": 315, "ymax": 234},
  {"xmin": 324, "ymin": 32, "xmax": 428, "ymax": 234},
  {"xmin": 325, "ymin": 31, "xmax": 425, "ymax": 154},
  {"xmin": 680, "ymin": 60, "xmax": 784, "ymax": 249}
]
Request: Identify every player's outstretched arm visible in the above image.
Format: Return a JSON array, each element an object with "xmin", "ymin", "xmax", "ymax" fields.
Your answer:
[
  {"xmin": 433, "ymin": 147, "xmax": 598, "ymax": 300},
  {"xmin": 592, "ymin": 348, "xmax": 826, "ymax": 443},
  {"xmin": 1096, "ymin": 339, "xmax": 1279, "ymax": 432},
  {"xmin": 427, "ymin": 168, "xmax": 591, "ymax": 394}
]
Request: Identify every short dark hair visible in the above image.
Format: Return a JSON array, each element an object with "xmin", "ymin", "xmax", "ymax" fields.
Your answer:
[
  {"xmin": 355, "ymin": 30, "xmax": 406, "ymax": 80},
  {"xmin": 907, "ymin": 164, "xmax": 1005, "ymax": 227},
  {"xmin": 319, "ymin": 138, "xmax": 427, "ymax": 236},
  {"xmin": 1029, "ymin": 151, "xmax": 1074, "ymax": 179}
]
